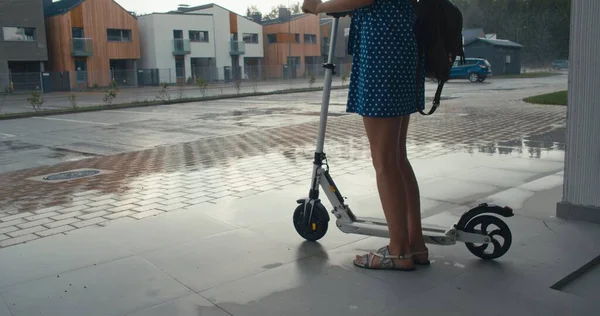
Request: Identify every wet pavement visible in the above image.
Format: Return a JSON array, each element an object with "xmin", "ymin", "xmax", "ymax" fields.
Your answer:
[
  {"xmin": 0, "ymin": 75, "xmax": 567, "ymax": 174},
  {"xmin": 0, "ymin": 74, "xmax": 567, "ymax": 247}
]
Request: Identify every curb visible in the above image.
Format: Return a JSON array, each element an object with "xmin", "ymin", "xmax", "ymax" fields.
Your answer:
[{"xmin": 0, "ymin": 85, "xmax": 349, "ymax": 121}]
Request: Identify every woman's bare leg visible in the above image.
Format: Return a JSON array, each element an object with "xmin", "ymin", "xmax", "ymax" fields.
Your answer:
[
  {"xmin": 396, "ymin": 116, "xmax": 428, "ymax": 261},
  {"xmin": 354, "ymin": 116, "xmax": 413, "ymax": 269}
]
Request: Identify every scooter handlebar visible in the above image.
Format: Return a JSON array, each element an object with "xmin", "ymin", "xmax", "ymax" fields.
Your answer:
[{"xmin": 326, "ymin": 11, "xmax": 352, "ymax": 18}]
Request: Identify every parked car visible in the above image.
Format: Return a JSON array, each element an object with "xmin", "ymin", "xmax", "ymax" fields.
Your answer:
[
  {"xmin": 552, "ymin": 60, "xmax": 569, "ymax": 70},
  {"xmin": 450, "ymin": 58, "xmax": 492, "ymax": 83}
]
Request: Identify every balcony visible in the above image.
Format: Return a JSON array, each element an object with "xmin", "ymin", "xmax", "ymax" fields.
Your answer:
[
  {"xmin": 230, "ymin": 40, "xmax": 245, "ymax": 55},
  {"xmin": 71, "ymin": 38, "xmax": 93, "ymax": 57},
  {"xmin": 172, "ymin": 39, "xmax": 191, "ymax": 55}
]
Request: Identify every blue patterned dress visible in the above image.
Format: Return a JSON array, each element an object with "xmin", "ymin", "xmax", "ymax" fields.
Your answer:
[{"xmin": 346, "ymin": 0, "xmax": 425, "ymax": 117}]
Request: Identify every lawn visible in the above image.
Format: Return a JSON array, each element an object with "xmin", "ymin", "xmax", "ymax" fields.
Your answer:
[{"xmin": 523, "ymin": 90, "xmax": 568, "ymax": 105}]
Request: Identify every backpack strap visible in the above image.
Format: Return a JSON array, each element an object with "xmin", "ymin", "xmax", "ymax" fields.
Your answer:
[{"xmin": 418, "ymin": 81, "xmax": 443, "ymax": 115}]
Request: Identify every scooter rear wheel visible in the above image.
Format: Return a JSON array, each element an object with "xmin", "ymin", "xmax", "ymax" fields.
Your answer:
[
  {"xmin": 293, "ymin": 202, "xmax": 329, "ymax": 242},
  {"xmin": 464, "ymin": 215, "xmax": 512, "ymax": 260}
]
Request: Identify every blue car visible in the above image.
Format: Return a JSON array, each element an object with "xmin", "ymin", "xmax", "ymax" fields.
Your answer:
[{"xmin": 450, "ymin": 58, "xmax": 492, "ymax": 83}]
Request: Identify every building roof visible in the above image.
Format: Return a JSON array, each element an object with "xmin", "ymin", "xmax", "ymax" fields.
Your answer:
[
  {"xmin": 172, "ymin": 3, "xmax": 262, "ymax": 26},
  {"xmin": 465, "ymin": 37, "xmax": 524, "ymax": 48},
  {"xmin": 462, "ymin": 28, "xmax": 485, "ymax": 41},
  {"xmin": 260, "ymin": 13, "xmax": 307, "ymax": 26},
  {"xmin": 44, "ymin": 0, "xmax": 135, "ymax": 18},
  {"xmin": 43, "ymin": 0, "xmax": 84, "ymax": 17}
]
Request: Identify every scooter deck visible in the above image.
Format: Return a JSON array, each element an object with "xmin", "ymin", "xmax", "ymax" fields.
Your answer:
[{"xmin": 354, "ymin": 217, "xmax": 450, "ymax": 234}]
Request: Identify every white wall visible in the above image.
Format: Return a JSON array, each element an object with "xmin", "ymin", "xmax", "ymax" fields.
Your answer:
[
  {"xmin": 188, "ymin": 6, "xmax": 231, "ymax": 80},
  {"xmin": 558, "ymin": 0, "xmax": 600, "ymax": 222},
  {"xmin": 137, "ymin": 15, "xmax": 157, "ymax": 69},
  {"xmin": 138, "ymin": 13, "xmax": 217, "ymax": 83},
  {"xmin": 237, "ymin": 16, "xmax": 264, "ymax": 58}
]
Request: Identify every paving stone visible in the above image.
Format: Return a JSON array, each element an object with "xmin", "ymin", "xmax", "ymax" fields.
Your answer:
[
  {"xmin": 11, "ymin": 219, "xmax": 41, "ymax": 229},
  {"xmin": 57, "ymin": 204, "xmax": 89, "ymax": 214},
  {"xmin": 0, "ymin": 234, "xmax": 8, "ymax": 242},
  {"xmin": 0, "ymin": 212, "xmax": 34, "ymax": 222},
  {"xmin": 130, "ymin": 210, "xmax": 165, "ymax": 220},
  {"xmin": 0, "ymin": 234, "xmax": 39, "ymax": 248},
  {"xmin": 25, "ymin": 211, "xmax": 61, "ymax": 222},
  {"xmin": 156, "ymin": 203, "xmax": 189, "ymax": 212},
  {"xmin": 72, "ymin": 217, "xmax": 107, "ymax": 229},
  {"xmin": 43, "ymin": 218, "xmax": 79, "ymax": 229},
  {"xmin": 51, "ymin": 211, "xmax": 85, "ymax": 221},
  {"xmin": 7, "ymin": 226, "xmax": 46, "ymax": 238},
  {"xmin": 87, "ymin": 198, "xmax": 118, "ymax": 208},
  {"xmin": 0, "ymin": 226, "xmax": 18, "ymax": 235},
  {"xmin": 35, "ymin": 225, "xmax": 75, "ymax": 237},
  {"xmin": 77, "ymin": 211, "xmax": 111, "ymax": 220},
  {"xmin": 104, "ymin": 211, "xmax": 136, "ymax": 220},
  {"xmin": 107, "ymin": 204, "xmax": 136, "ymax": 213}
]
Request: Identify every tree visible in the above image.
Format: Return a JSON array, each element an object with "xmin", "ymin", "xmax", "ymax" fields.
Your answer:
[
  {"xmin": 246, "ymin": 5, "xmax": 260, "ymax": 17},
  {"xmin": 453, "ymin": 0, "xmax": 571, "ymax": 67},
  {"xmin": 263, "ymin": 2, "xmax": 303, "ymax": 20}
]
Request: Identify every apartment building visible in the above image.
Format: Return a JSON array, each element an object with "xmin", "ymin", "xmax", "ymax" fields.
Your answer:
[
  {"xmin": 138, "ymin": 12, "xmax": 218, "ymax": 84},
  {"xmin": 173, "ymin": 3, "xmax": 264, "ymax": 81},
  {"xmin": 43, "ymin": 0, "xmax": 141, "ymax": 88},
  {"xmin": 0, "ymin": 0, "xmax": 48, "ymax": 91},
  {"xmin": 261, "ymin": 8, "xmax": 322, "ymax": 79}
]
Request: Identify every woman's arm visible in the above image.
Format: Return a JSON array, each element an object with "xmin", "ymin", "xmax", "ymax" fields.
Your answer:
[{"xmin": 302, "ymin": 0, "xmax": 375, "ymax": 15}]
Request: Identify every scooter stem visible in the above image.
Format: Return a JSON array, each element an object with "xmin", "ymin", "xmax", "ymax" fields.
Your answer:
[{"xmin": 315, "ymin": 17, "xmax": 340, "ymax": 154}]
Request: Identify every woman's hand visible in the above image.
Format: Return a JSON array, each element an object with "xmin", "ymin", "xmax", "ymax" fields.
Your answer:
[{"xmin": 302, "ymin": 0, "xmax": 323, "ymax": 14}]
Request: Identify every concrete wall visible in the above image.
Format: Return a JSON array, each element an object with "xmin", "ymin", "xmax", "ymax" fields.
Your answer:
[
  {"xmin": 557, "ymin": 0, "xmax": 600, "ymax": 223},
  {"xmin": 0, "ymin": 0, "xmax": 48, "ymax": 89},
  {"xmin": 0, "ymin": 0, "xmax": 48, "ymax": 63}
]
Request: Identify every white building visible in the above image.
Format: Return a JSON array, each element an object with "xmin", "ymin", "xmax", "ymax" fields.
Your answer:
[
  {"xmin": 177, "ymin": 3, "xmax": 264, "ymax": 81},
  {"xmin": 138, "ymin": 4, "xmax": 264, "ymax": 83},
  {"xmin": 138, "ymin": 12, "xmax": 218, "ymax": 84}
]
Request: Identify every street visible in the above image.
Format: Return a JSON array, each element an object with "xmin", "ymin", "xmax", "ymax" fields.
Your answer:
[{"xmin": 0, "ymin": 75, "xmax": 567, "ymax": 174}]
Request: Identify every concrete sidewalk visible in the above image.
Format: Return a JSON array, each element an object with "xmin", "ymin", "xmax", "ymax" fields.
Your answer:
[{"xmin": 1, "ymin": 149, "xmax": 599, "ymax": 315}]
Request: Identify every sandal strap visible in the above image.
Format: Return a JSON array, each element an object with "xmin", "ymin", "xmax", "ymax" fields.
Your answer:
[{"xmin": 371, "ymin": 246, "xmax": 413, "ymax": 268}]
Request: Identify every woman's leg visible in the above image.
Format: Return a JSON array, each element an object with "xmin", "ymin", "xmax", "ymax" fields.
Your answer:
[
  {"xmin": 354, "ymin": 116, "xmax": 413, "ymax": 269},
  {"xmin": 396, "ymin": 116, "xmax": 428, "ymax": 262}
]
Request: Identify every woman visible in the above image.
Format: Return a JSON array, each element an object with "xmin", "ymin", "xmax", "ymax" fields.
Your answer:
[{"xmin": 302, "ymin": 0, "xmax": 428, "ymax": 271}]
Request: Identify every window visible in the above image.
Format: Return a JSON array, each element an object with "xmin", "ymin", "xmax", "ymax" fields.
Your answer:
[
  {"xmin": 242, "ymin": 33, "xmax": 259, "ymax": 44},
  {"xmin": 303, "ymin": 34, "xmax": 317, "ymax": 44},
  {"xmin": 2, "ymin": 27, "xmax": 36, "ymax": 41},
  {"xmin": 294, "ymin": 33, "xmax": 300, "ymax": 43},
  {"xmin": 189, "ymin": 30, "xmax": 209, "ymax": 42},
  {"xmin": 107, "ymin": 29, "xmax": 132, "ymax": 42},
  {"xmin": 267, "ymin": 34, "xmax": 277, "ymax": 44},
  {"xmin": 288, "ymin": 56, "xmax": 300, "ymax": 68}
]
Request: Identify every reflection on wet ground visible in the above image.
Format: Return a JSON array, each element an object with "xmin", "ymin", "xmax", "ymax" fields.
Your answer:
[{"xmin": 0, "ymin": 102, "xmax": 565, "ymax": 207}]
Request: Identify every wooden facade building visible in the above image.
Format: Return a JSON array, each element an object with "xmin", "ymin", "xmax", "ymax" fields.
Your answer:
[{"xmin": 44, "ymin": 0, "xmax": 140, "ymax": 88}]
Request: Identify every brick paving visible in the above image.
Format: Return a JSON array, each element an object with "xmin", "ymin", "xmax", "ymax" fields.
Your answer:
[{"xmin": 0, "ymin": 101, "xmax": 566, "ymax": 247}]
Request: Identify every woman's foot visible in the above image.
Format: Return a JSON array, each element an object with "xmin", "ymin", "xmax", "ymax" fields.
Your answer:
[
  {"xmin": 353, "ymin": 246, "xmax": 415, "ymax": 271},
  {"xmin": 411, "ymin": 246, "xmax": 430, "ymax": 265}
]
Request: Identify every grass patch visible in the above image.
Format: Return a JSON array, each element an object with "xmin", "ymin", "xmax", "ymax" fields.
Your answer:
[
  {"xmin": 0, "ymin": 85, "xmax": 348, "ymax": 121},
  {"xmin": 523, "ymin": 90, "xmax": 568, "ymax": 105},
  {"xmin": 496, "ymin": 72, "xmax": 561, "ymax": 79}
]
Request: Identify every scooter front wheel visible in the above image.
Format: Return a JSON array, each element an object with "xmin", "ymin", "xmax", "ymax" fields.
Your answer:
[
  {"xmin": 293, "ymin": 201, "xmax": 329, "ymax": 242},
  {"xmin": 464, "ymin": 215, "xmax": 512, "ymax": 260}
]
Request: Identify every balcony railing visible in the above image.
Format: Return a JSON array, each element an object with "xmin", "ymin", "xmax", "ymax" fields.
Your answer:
[
  {"xmin": 230, "ymin": 40, "xmax": 245, "ymax": 55},
  {"xmin": 172, "ymin": 39, "xmax": 191, "ymax": 55},
  {"xmin": 71, "ymin": 38, "xmax": 93, "ymax": 57}
]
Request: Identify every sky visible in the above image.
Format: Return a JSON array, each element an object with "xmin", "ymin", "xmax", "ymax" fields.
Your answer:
[{"xmin": 114, "ymin": 0, "xmax": 297, "ymax": 16}]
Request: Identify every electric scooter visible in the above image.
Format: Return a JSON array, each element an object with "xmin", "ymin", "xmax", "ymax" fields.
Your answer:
[{"xmin": 293, "ymin": 13, "xmax": 514, "ymax": 260}]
